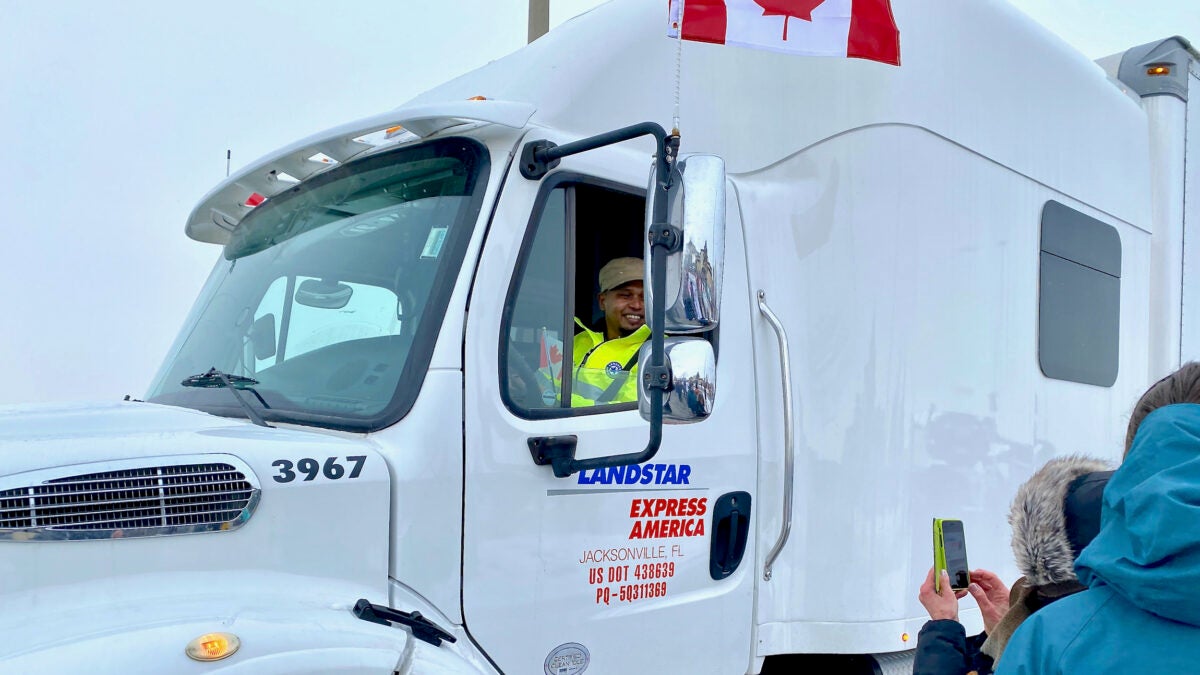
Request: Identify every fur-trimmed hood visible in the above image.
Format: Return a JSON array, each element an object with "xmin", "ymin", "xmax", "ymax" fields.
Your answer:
[{"xmin": 1008, "ymin": 455, "xmax": 1113, "ymax": 587}]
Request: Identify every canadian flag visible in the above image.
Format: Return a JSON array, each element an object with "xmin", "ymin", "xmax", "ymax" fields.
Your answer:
[
  {"xmin": 537, "ymin": 327, "xmax": 564, "ymax": 379},
  {"xmin": 668, "ymin": 0, "xmax": 900, "ymax": 66}
]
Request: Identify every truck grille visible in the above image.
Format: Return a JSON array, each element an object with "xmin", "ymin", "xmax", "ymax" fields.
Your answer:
[{"xmin": 0, "ymin": 456, "xmax": 260, "ymax": 541}]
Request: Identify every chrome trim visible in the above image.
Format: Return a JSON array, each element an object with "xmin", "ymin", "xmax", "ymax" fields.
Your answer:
[
  {"xmin": 0, "ymin": 454, "xmax": 261, "ymax": 542},
  {"xmin": 758, "ymin": 291, "xmax": 794, "ymax": 581}
]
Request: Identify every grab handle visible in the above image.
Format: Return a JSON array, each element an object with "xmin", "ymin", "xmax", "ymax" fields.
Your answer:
[{"xmin": 758, "ymin": 290, "xmax": 794, "ymax": 581}]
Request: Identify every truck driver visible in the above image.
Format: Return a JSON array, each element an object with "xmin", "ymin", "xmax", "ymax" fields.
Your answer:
[{"xmin": 569, "ymin": 256, "xmax": 650, "ymax": 406}]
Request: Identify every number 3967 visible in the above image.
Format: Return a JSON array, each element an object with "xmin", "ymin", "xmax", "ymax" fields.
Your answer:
[{"xmin": 272, "ymin": 456, "xmax": 367, "ymax": 483}]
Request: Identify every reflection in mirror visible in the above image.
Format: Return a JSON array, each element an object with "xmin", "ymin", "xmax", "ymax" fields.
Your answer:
[
  {"xmin": 637, "ymin": 337, "xmax": 716, "ymax": 424},
  {"xmin": 644, "ymin": 154, "xmax": 726, "ymax": 334},
  {"xmin": 295, "ymin": 278, "xmax": 353, "ymax": 309}
]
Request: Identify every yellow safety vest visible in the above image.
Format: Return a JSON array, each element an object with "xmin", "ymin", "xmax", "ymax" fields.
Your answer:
[{"xmin": 569, "ymin": 319, "xmax": 650, "ymax": 406}]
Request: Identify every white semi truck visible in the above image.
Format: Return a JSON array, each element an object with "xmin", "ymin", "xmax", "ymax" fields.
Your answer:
[{"xmin": 2, "ymin": 1, "xmax": 1197, "ymax": 673}]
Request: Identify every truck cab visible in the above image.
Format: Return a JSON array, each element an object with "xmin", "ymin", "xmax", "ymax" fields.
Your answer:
[{"xmin": 3, "ymin": 1, "xmax": 1198, "ymax": 673}]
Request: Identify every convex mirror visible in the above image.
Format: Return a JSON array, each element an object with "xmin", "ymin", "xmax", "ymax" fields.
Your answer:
[{"xmin": 637, "ymin": 338, "xmax": 716, "ymax": 424}]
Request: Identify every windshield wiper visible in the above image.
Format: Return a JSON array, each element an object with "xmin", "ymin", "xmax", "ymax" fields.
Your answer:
[{"xmin": 181, "ymin": 368, "xmax": 274, "ymax": 428}]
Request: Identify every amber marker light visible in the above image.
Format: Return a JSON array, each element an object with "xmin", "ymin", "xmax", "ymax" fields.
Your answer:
[
  {"xmin": 901, "ymin": 632, "xmax": 910, "ymax": 643},
  {"xmin": 467, "ymin": 95, "xmax": 488, "ymax": 101},
  {"xmin": 185, "ymin": 632, "xmax": 240, "ymax": 662},
  {"xmin": 383, "ymin": 125, "xmax": 413, "ymax": 141},
  {"xmin": 1147, "ymin": 65, "xmax": 1172, "ymax": 76}
]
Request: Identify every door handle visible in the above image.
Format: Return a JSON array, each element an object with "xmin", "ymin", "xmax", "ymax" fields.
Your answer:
[{"xmin": 709, "ymin": 491, "xmax": 752, "ymax": 580}]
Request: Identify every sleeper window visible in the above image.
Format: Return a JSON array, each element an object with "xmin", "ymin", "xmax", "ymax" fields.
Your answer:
[{"xmin": 1038, "ymin": 200, "xmax": 1121, "ymax": 387}]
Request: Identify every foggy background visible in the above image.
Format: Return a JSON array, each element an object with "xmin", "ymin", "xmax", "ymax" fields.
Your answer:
[{"xmin": 1, "ymin": 0, "xmax": 1196, "ymax": 403}]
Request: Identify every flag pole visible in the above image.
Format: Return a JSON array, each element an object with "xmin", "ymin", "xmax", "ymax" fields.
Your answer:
[
  {"xmin": 528, "ymin": 0, "xmax": 549, "ymax": 43},
  {"xmin": 672, "ymin": 0, "xmax": 684, "ymax": 136}
]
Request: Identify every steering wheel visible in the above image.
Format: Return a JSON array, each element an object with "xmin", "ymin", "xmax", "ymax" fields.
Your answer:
[{"xmin": 506, "ymin": 347, "xmax": 551, "ymax": 409}]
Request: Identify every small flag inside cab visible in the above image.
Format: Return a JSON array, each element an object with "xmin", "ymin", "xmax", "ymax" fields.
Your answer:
[
  {"xmin": 668, "ymin": 0, "xmax": 900, "ymax": 66},
  {"xmin": 538, "ymin": 328, "xmax": 564, "ymax": 379}
]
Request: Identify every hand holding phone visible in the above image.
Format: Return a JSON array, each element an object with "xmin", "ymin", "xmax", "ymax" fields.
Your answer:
[
  {"xmin": 933, "ymin": 518, "xmax": 970, "ymax": 593},
  {"xmin": 919, "ymin": 566, "xmax": 961, "ymax": 621}
]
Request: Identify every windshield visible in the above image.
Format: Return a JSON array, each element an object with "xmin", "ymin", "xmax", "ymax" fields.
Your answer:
[{"xmin": 148, "ymin": 138, "xmax": 489, "ymax": 431}]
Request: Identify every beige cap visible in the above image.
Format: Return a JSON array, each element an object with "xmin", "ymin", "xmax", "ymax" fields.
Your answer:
[{"xmin": 598, "ymin": 257, "xmax": 644, "ymax": 293}]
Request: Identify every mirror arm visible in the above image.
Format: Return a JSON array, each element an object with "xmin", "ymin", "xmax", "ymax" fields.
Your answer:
[
  {"xmin": 525, "ymin": 122, "xmax": 679, "ymax": 478},
  {"xmin": 647, "ymin": 222, "xmax": 683, "ymax": 254},
  {"xmin": 520, "ymin": 122, "xmax": 678, "ymax": 180}
]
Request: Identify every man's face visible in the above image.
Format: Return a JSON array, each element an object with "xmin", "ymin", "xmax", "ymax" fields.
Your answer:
[{"xmin": 599, "ymin": 280, "xmax": 645, "ymax": 339}]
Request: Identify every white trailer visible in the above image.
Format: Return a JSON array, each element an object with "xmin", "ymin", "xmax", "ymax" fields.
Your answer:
[{"xmin": 2, "ymin": 1, "xmax": 1197, "ymax": 673}]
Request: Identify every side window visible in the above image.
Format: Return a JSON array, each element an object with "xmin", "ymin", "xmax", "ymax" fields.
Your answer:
[
  {"xmin": 505, "ymin": 189, "xmax": 569, "ymax": 410},
  {"xmin": 1038, "ymin": 200, "xmax": 1121, "ymax": 386},
  {"xmin": 502, "ymin": 179, "xmax": 646, "ymax": 417}
]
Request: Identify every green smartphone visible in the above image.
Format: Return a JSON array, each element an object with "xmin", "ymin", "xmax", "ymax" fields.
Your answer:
[{"xmin": 933, "ymin": 518, "xmax": 970, "ymax": 593}]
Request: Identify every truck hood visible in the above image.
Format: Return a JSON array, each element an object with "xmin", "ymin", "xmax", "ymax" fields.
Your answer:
[
  {"xmin": 0, "ymin": 400, "xmax": 393, "ymax": 657},
  {"xmin": 0, "ymin": 400, "xmax": 305, "ymax": 475}
]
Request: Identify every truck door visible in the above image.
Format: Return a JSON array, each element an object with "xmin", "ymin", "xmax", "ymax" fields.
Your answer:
[{"xmin": 462, "ymin": 132, "xmax": 758, "ymax": 674}]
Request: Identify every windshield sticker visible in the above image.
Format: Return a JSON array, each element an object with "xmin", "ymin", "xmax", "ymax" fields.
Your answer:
[
  {"xmin": 545, "ymin": 642, "xmax": 590, "ymax": 675},
  {"xmin": 576, "ymin": 463, "xmax": 690, "ymax": 485},
  {"xmin": 421, "ymin": 227, "xmax": 448, "ymax": 258}
]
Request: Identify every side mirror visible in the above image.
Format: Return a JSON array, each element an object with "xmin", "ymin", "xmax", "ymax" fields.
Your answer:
[
  {"xmin": 295, "ymin": 278, "xmax": 353, "ymax": 309},
  {"xmin": 248, "ymin": 313, "xmax": 277, "ymax": 361},
  {"xmin": 638, "ymin": 337, "xmax": 716, "ymax": 424},
  {"xmin": 644, "ymin": 154, "xmax": 726, "ymax": 333}
]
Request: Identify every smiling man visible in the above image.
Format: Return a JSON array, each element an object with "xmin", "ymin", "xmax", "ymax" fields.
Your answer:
[{"xmin": 570, "ymin": 257, "xmax": 651, "ymax": 406}]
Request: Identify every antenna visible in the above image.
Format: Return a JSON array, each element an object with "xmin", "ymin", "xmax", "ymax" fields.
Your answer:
[{"xmin": 226, "ymin": 150, "xmax": 231, "ymax": 177}]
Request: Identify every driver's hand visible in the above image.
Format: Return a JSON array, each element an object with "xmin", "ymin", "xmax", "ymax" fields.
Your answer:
[{"xmin": 507, "ymin": 362, "xmax": 529, "ymax": 399}]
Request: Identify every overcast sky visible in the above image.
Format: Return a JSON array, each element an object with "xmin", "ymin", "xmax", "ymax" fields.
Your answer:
[{"xmin": 2, "ymin": 0, "xmax": 1197, "ymax": 404}]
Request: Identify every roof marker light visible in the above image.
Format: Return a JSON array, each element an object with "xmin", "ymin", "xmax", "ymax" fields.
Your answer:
[
  {"xmin": 467, "ymin": 96, "xmax": 487, "ymax": 101},
  {"xmin": 245, "ymin": 193, "xmax": 266, "ymax": 208},
  {"xmin": 185, "ymin": 632, "xmax": 240, "ymax": 662},
  {"xmin": 1147, "ymin": 64, "xmax": 1172, "ymax": 76}
]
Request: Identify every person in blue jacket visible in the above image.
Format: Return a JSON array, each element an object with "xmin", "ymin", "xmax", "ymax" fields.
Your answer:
[{"xmin": 996, "ymin": 362, "xmax": 1200, "ymax": 674}]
